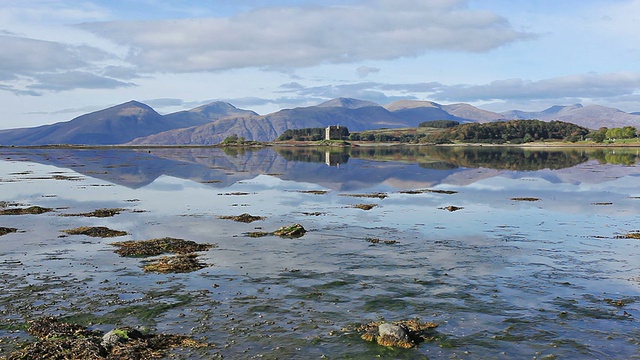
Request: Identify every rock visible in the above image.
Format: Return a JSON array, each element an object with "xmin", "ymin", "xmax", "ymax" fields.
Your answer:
[
  {"xmin": 0, "ymin": 227, "xmax": 17, "ymax": 236},
  {"xmin": 273, "ymin": 223, "xmax": 306, "ymax": 238},
  {"xmin": 357, "ymin": 319, "xmax": 438, "ymax": 349},
  {"xmin": 101, "ymin": 330, "xmax": 123, "ymax": 349},
  {"xmin": 63, "ymin": 226, "xmax": 127, "ymax": 238},
  {"xmin": 439, "ymin": 205, "xmax": 463, "ymax": 212},
  {"xmin": 101, "ymin": 328, "xmax": 144, "ymax": 348},
  {"xmin": 378, "ymin": 323, "xmax": 410, "ymax": 342},
  {"xmin": 219, "ymin": 213, "xmax": 265, "ymax": 223}
]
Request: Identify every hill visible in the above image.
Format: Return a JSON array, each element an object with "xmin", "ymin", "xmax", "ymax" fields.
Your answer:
[
  {"xmin": 131, "ymin": 98, "xmax": 485, "ymax": 145},
  {"xmin": 1, "ymin": 97, "xmax": 640, "ymax": 146},
  {"xmin": 501, "ymin": 104, "xmax": 640, "ymax": 129},
  {"xmin": 130, "ymin": 98, "xmax": 410, "ymax": 145},
  {"xmin": 0, "ymin": 101, "xmax": 251, "ymax": 145}
]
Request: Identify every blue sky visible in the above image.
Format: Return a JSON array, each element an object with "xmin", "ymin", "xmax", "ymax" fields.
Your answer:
[{"xmin": 1, "ymin": 0, "xmax": 639, "ymax": 129}]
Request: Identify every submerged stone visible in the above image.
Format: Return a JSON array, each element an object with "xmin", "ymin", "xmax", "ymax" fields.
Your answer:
[
  {"xmin": 63, "ymin": 208, "xmax": 125, "ymax": 218},
  {"xmin": 510, "ymin": 197, "xmax": 540, "ymax": 202},
  {"xmin": 273, "ymin": 223, "xmax": 306, "ymax": 238},
  {"xmin": 340, "ymin": 192, "xmax": 388, "ymax": 199},
  {"xmin": 219, "ymin": 213, "xmax": 265, "ymax": 223},
  {"xmin": 63, "ymin": 226, "xmax": 127, "ymax": 238},
  {"xmin": 111, "ymin": 237, "xmax": 215, "ymax": 257},
  {"xmin": 0, "ymin": 206, "xmax": 53, "ymax": 215},
  {"xmin": 439, "ymin": 205, "xmax": 463, "ymax": 212},
  {"xmin": 0, "ymin": 227, "xmax": 17, "ymax": 236},
  {"xmin": 246, "ymin": 231, "xmax": 270, "ymax": 238},
  {"xmin": 351, "ymin": 204, "xmax": 378, "ymax": 210},
  {"xmin": 142, "ymin": 253, "xmax": 208, "ymax": 273},
  {"xmin": 621, "ymin": 233, "xmax": 640, "ymax": 239}
]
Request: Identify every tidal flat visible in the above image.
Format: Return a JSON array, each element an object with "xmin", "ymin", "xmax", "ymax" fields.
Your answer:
[{"xmin": 0, "ymin": 146, "xmax": 639, "ymax": 358}]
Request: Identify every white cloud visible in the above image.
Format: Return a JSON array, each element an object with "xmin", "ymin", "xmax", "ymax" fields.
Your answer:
[
  {"xmin": 356, "ymin": 66, "xmax": 380, "ymax": 78},
  {"xmin": 0, "ymin": 35, "xmax": 134, "ymax": 95},
  {"xmin": 77, "ymin": 0, "xmax": 531, "ymax": 73},
  {"xmin": 0, "ymin": 36, "xmax": 91, "ymax": 80},
  {"xmin": 274, "ymin": 72, "xmax": 640, "ymax": 111},
  {"xmin": 432, "ymin": 72, "xmax": 640, "ymax": 102},
  {"xmin": 28, "ymin": 71, "xmax": 135, "ymax": 92}
]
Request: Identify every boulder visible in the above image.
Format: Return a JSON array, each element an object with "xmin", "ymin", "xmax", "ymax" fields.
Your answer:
[
  {"xmin": 101, "ymin": 328, "xmax": 144, "ymax": 349},
  {"xmin": 378, "ymin": 323, "xmax": 410, "ymax": 342}
]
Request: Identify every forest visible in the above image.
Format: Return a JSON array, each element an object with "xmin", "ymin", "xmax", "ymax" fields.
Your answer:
[
  {"xmin": 424, "ymin": 120, "xmax": 591, "ymax": 144},
  {"xmin": 276, "ymin": 127, "xmax": 350, "ymax": 141},
  {"xmin": 275, "ymin": 120, "xmax": 637, "ymax": 145}
]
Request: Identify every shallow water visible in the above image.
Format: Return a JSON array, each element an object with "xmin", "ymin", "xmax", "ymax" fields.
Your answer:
[{"xmin": 0, "ymin": 146, "xmax": 639, "ymax": 359}]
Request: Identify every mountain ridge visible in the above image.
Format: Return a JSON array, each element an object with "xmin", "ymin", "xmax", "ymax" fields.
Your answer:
[{"xmin": 1, "ymin": 98, "xmax": 639, "ymax": 145}]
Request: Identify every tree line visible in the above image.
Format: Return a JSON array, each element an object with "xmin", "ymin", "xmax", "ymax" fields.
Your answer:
[
  {"xmin": 424, "ymin": 120, "xmax": 591, "ymax": 144},
  {"xmin": 588, "ymin": 126, "xmax": 637, "ymax": 143},
  {"xmin": 273, "ymin": 121, "xmax": 637, "ymax": 145},
  {"xmin": 276, "ymin": 127, "xmax": 349, "ymax": 141}
]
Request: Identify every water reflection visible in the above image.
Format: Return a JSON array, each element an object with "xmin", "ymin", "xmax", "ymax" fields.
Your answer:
[
  {"xmin": 0, "ymin": 146, "xmax": 638, "ymax": 190},
  {"xmin": 0, "ymin": 145, "xmax": 639, "ymax": 359}
]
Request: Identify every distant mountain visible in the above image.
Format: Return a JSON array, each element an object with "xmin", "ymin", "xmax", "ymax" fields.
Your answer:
[
  {"xmin": 441, "ymin": 103, "xmax": 506, "ymax": 123},
  {"xmin": 2, "ymin": 97, "xmax": 640, "ymax": 146},
  {"xmin": 384, "ymin": 100, "xmax": 461, "ymax": 124},
  {"xmin": 130, "ymin": 98, "xmax": 404, "ymax": 145},
  {"xmin": 501, "ymin": 104, "xmax": 640, "ymax": 129},
  {"xmin": 316, "ymin": 98, "xmax": 378, "ymax": 109},
  {"xmin": 128, "ymin": 115, "xmax": 277, "ymax": 145},
  {"xmin": 132, "ymin": 97, "xmax": 500, "ymax": 145},
  {"xmin": 384, "ymin": 100, "xmax": 505, "ymax": 124},
  {"xmin": 163, "ymin": 101, "xmax": 257, "ymax": 124},
  {"xmin": 0, "ymin": 100, "xmax": 248, "ymax": 145}
]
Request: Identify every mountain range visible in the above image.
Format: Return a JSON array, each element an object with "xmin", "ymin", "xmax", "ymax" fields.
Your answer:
[{"xmin": 1, "ymin": 98, "xmax": 639, "ymax": 146}]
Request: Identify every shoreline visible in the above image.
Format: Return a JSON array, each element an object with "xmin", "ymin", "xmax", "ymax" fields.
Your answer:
[{"xmin": 2, "ymin": 141, "xmax": 640, "ymax": 150}]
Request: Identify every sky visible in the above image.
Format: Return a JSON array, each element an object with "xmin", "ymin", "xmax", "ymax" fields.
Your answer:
[{"xmin": 1, "ymin": 0, "xmax": 639, "ymax": 129}]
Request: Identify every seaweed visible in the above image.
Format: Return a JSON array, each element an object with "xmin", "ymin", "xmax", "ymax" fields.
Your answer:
[
  {"xmin": 0, "ymin": 206, "xmax": 53, "ymax": 215},
  {"xmin": 62, "ymin": 208, "xmax": 125, "ymax": 218},
  {"xmin": 0, "ymin": 227, "xmax": 18, "ymax": 236},
  {"xmin": 219, "ymin": 213, "xmax": 265, "ymax": 223},
  {"xmin": 111, "ymin": 237, "xmax": 215, "ymax": 257},
  {"xmin": 63, "ymin": 226, "xmax": 128, "ymax": 238},
  {"xmin": 2, "ymin": 316, "xmax": 209, "ymax": 360},
  {"xmin": 142, "ymin": 253, "xmax": 208, "ymax": 273}
]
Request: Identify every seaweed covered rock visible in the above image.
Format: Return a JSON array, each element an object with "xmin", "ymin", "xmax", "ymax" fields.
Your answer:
[
  {"xmin": 63, "ymin": 226, "xmax": 127, "ymax": 238},
  {"xmin": 273, "ymin": 224, "xmax": 306, "ymax": 238},
  {"xmin": 63, "ymin": 208, "xmax": 125, "ymax": 218},
  {"xmin": 111, "ymin": 237, "xmax": 215, "ymax": 257},
  {"xmin": 219, "ymin": 213, "xmax": 265, "ymax": 223},
  {"xmin": 101, "ymin": 328, "xmax": 144, "ymax": 349},
  {"xmin": 0, "ymin": 227, "xmax": 17, "ymax": 236},
  {"xmin": 4, "ymin": 316, "xmax": 208, "ymax": 360},
  {"xmin": 439, "ymin": 205, "xmax": 463, "ymax": 212},
  {"xmin": 351, "ymin": 204, "xmax": 378, "ymax": 210},
  {"xmin": 377, "ymin": 323, "xmax": 412, "ymax": 348},
  {"xmin": 0, "ymin": 206, "xmax": 53, "ymax": 215},
  {"xmin": 358, "ymin": 319, "xmax": 439, "ymax": 349},
  {"xmin": 142, "ymin": 253, "xmax": 207, "ymax": 273}
]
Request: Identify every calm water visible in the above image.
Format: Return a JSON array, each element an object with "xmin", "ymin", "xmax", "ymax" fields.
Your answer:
[{"xmin": 0, "ymin": 146, "xmax": 639, "ymax": 359}]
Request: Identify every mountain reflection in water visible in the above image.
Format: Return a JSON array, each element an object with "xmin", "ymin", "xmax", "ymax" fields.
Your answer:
[{"xmin": 0, "ymin": 146, "xmax": 638, "ymax": 190}]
